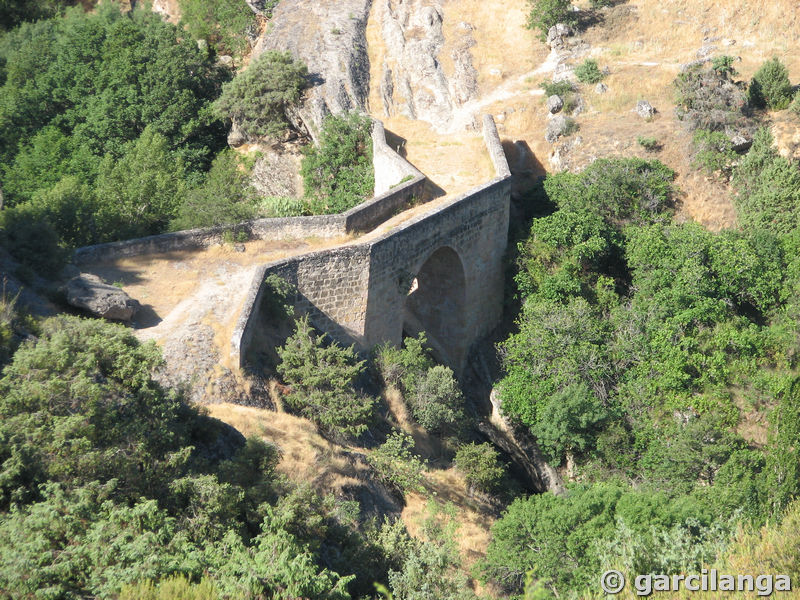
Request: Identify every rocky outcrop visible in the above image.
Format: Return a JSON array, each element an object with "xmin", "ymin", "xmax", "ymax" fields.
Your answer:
[
  {"xmin": 547, "ymin": 94, "xmax": 564, "ymax": 114},
  {"xmin": 545, "ymin": 114, "xmax": 568, "ymax": 143},
  {"xmin": 635, "ymin": 100, "xmax": 656, "ymax": 119},
  {"xmin": 64, "ymin": 274, "xmax": 140, "ymax": 321},
  {"xmin": 253, "ymin": 0, "xmax": 373, "ymax": 142},
  {"xmin": 373, "ymin": 0, "xmax": 478, "ymax": 132}
]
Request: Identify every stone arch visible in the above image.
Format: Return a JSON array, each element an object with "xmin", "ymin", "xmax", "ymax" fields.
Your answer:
[{"xmin": 403, "ymin": 246, "xmax": 467, "ymax": 370}]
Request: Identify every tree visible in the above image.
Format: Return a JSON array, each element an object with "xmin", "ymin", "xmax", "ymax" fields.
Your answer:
[
  {"xmin": 453, "ymin": 443, "xmax": 505, "ymax": 494},
  {"xmin": 408, "ymin": 365, "xmax": 465, "ymax": 435},
  {"xmin": 367, "ymin": 430, "xmax": 426, "ymax": 494},
  {"xmin": 214, "ymin": 50, "xmax": 307, "ymax": 139},
  {"xmin": 525, "ymin": 0, "xmax": 576, "ymax": 40},
  {"xmin": 530, "ymin": 382, "xmax": 609, "ymax": 464},
  {"xmin": 301, "ymin": 112, "xmax": 375, "ymax": 214},
  {"xmin": 277, "ymin": 316, "xmax": 375, "ymax": 438},
  {"xmin": 748, "ymin": 57, "xmax": 793, "ymax": 110},
  {"xmin": 94, "ymin": 127, "xmax": 188, "ymax": 241},
  {"xmin": 172, "ymin": 149, "xmax": 257, "ymax": 230}
]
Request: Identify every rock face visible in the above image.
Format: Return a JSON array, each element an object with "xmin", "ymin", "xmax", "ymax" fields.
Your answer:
[
  {"xmin": 373, "ymin": 0, "xmax": 478, "ymax": 132},
  {"xmin": 64, "ymin": 274, "xmax": 140, "ymax": 321},
  {"xmin": 547, "ymin": 94, "xmax": 564, "ymax": 114},
  {"xmin": 594, "ymin": 82, "xmax": 608, "ymax": 94},
  {"xmin": 545, "ymin": 114, "xmax": 568, "ymax": 143},
  {"xmin": 636, "ymin": 100, "xmax": 656, "ymax": 119},
  {"xmin": 253, "ymin": 0, "xmax": 373, "ymax": 142}
]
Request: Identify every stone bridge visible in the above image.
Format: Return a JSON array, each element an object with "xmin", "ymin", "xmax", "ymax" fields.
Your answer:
[{"xmin": 234, "ymin": 115, "xmax": 511, "ymax": 372}]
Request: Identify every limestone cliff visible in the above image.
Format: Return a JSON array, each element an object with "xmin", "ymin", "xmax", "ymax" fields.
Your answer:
[
  {"xmin": 371, "ymin": 0, "xmax": 478, "ymax": 132},
  {"xmin": 253, "ymin": 0, "xmax": 373, "ymax": 142}
]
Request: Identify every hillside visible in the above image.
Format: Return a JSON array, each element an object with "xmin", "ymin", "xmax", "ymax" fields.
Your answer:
[{"xmin": 1, "ymin": 1, "xmax": 800, "ymax": 599}]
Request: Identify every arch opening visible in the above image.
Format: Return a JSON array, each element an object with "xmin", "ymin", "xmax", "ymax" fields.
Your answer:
[{"xmin": 403, "ymin": 246, "xmax": 467, "ymax": 370}]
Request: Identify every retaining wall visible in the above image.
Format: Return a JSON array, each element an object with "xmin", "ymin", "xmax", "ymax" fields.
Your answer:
[
  {"xmin": 73, "ymin": 120, "xmax": 427, "ymax": 265},
  {"xmin": 232, "ymin": 115, "xmax": 513, "ymax": 371}
]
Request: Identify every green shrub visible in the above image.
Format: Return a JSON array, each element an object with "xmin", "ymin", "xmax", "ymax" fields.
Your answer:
[
  {"xmin": 673, "ymin": 64, "xmax": 750, "ymax": 131},
  {"xmin": 408, "ymin": 365, "xmax": 465, "ymax": 435},
  {"xmin": 562, "ymin": 117, "xmax": 579, "ymax": 136},
  {"xmin": 214, "ymin": 50, "xmax": 308, "ymax": 140},
  {"xmin": 530, "ymin": 382, "xmax": 609, "ymax": 463},
  {"xmin": 259, "ymin": 195, "xmax": 308, "ymax": 217},
  {"xmin": 711, "ymin": 55, "xmax": 738, "ymax": 78},
  {"xmin": 453, "ymin": 443, "xmax": 505, "ymax": 494},
  {"xmin": 367, "ymin": 430, "xmax": 426, "ymax": 494},
  {"xmin": 636, "ymin": 136, "xmax": 660, "ymax": 152},
  {"xmin": 692, "ymin": 129, "xmax": 738, "ymax": 178},
  {"xmin": 178, "ymin": 0, "xmax": 266, "ymax": 55},
  {"xmin": 374, "ymin": 333, "xmax": 435, "ymax": 392},
  {"xmin": 732, "ymin": 127, "xmax": 800, "ymax": 235},
  {"xmin": 171, "ymin": 149, "xmax": 257, "ymax": 230},
  {"xmin": 0, "ymin": 203, "xmax": 67, "ymax": 277},
  {"xmin": 301, "ymin": 112, "xmax": 374, "ymax": 215},
  {"xmin": 749, "ymin": 57, "xmax": 793, "ymax": 110},
  {"xmin": 119, "ymin": 576, "xmax": 218, "ymax": 600},
  {"xmin": 276, "ymin": 316, "xmax": 375, "ymax": 438},
  {"xmin": 539, "ymin": 80, "xmax": 574, "ymax": 97},
  {"xmin": 574, "ymin": 59, "xmax": 604, "ymax": 84},
  {"xmin": 792, "ymin": 90, "xmax": 800, "ymax": 115},
  {"xmin": 589, "ymin": 0, "xmax": 613, "ymax": 7},
  {"xmin": 525, "ymin": 0, "xmax": 576, "ymax": 40}
]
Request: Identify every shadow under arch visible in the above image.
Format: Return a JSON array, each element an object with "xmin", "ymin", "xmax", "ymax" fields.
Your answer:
[{"xmin": 402, "ymin": 246, "xmax": 467, "ymax": 371}]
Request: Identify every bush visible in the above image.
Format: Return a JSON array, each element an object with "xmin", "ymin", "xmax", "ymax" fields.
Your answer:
[
  {"xmin": 301, "ymin": 112, "xmax": 374, "ymax": 215},
  {"xmin": 368, "ymin": 430, "xmax": 426, "ymax": 494},
  {"xmin": 539, "ymin": 80, "xmax": 574, "ymax": 98},
  {"xmin": 0, "ymin": 203, "xmax": 67, "ymax": 277},
  {"xmin": 748, "ymin": 57, "xmax": 793, "ymax": 110},
  {"xmin": 171, "ymin": 149, "xmax": 257, "ymax": 230},
  {"xmin": 178, "ymin": 0, "xmax": 267, "ymax": 55},
  {"xmin": 525, "ymin": 0, "xmax": 576, "ymax": 40},
  {"xmin": 692, "ymin": 129, "xmax": 738, "ymax": 178},
  {"xmin": 258, "ymin": 195, "xmax": 308, "ymax": 217},
  {"xmin": 454, "ymin": 443, "xmax": 505, "ymax": 494},
  {"xmin": 636, "ymin": 136, "xmax": 660, "ymax": 152},
  {"xmin": 575, "ymin": 59, "xmax": 604, "ymax": 84},
  {"xmin": 711, "ymin": 55, "xmax": 738, "ymax": 79},
  {"xmin": 530, "ymin": 382, "xmax": 609, "ymax": 464},
  {"xmin": 732, "ymin": 127, "xmax": 800, "ymax": 235},
  {"xmin": 214, "ymin": 50, "xmax": 307, "ymax": 140},
  {"xmin": 119, "ymin": 576, "xmax": 218, "ymax": 600},
  {"xmin": 791, "ymin": 91, "xmax": 800, "ymax": 115},
  {"xmin": 374, "ymin": 333, "xmax": 435, "ymax": 392},
  {"xmin": 276, "ymin": 316, "xmax": 375, "ymax": 438},
  {"xmin": 673, "ymin": 64, "xmax": 750, "ymax": 131},
  {"xmin": 408, "ymin": 365, "xmax": 465, "ymax": 435}
]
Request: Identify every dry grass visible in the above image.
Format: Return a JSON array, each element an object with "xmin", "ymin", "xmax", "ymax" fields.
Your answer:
[{"xmin": 206, "ymin": 400, "xmax": 368, "ymax": 493}]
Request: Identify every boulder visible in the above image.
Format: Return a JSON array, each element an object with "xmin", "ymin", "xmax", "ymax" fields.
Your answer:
[
  {"xmin": 64, "ymin": 274, "xmax": 140, "ymax": 321},
  {"xmin": 546, "ymin": 23, "xmax": 573, "ymax": 49},
  {"xmin": 545, "ymin": 114, "xmax": 568, "ymax": 143},
  {"xmin": 729, "ymin": 132, "xmax": 753, "ymax": 152},
  {"xmin": 635, "ymin": 100, "xmax": 656, "ymax": 119},
  {"xmin": 547, "ymin": 94, "xmax": 564, "ymax": 114},
  {"xmin": 595, "ymin": 82, "xmax": 608, "ymax": 94}
]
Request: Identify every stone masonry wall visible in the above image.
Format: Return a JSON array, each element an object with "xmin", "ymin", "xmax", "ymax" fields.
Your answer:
[
  {"xmin": 73, "ymin": 120, "xmax": 426, "ymax": 266},
  {"xmin": 233, "ymin": 115, "xmax": 512, "ymax": 371}
]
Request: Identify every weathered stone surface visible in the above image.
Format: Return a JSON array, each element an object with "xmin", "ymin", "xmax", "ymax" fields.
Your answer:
[
  {"xmin": 636, "ymin": 99, "xmax": 656, "ymax": 119},
  {"xmin": 595, "ymin": 82, "xmax": 608, "ymax": 94},
  {"xmin": 545, "ymin": 114, "xmax": 568, "ymax": 143},
  {"xmin": 253, "ymin": 0, "xmax": 373, "ymax": 141},
  {"xmin": 546, "ymin": 23, "xmax": 573, "ymax": 49},
  {"xmin": 235, "ymin": 117, "xmax": 513, "ymax": 375},
  {"xmin": 729, "ymin": 132, "xmax": 753, "ymax": 152},
  {"xmin": 372, "ymin": 0, "xmax": 478, "ymax": 132},
  {"xmin": 547, "ymin": 94, "xmax": 564, "ymax": 114},
  {"xmin": 64, "ymin": 274, "xmax": 140, "ymax": 321}
]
